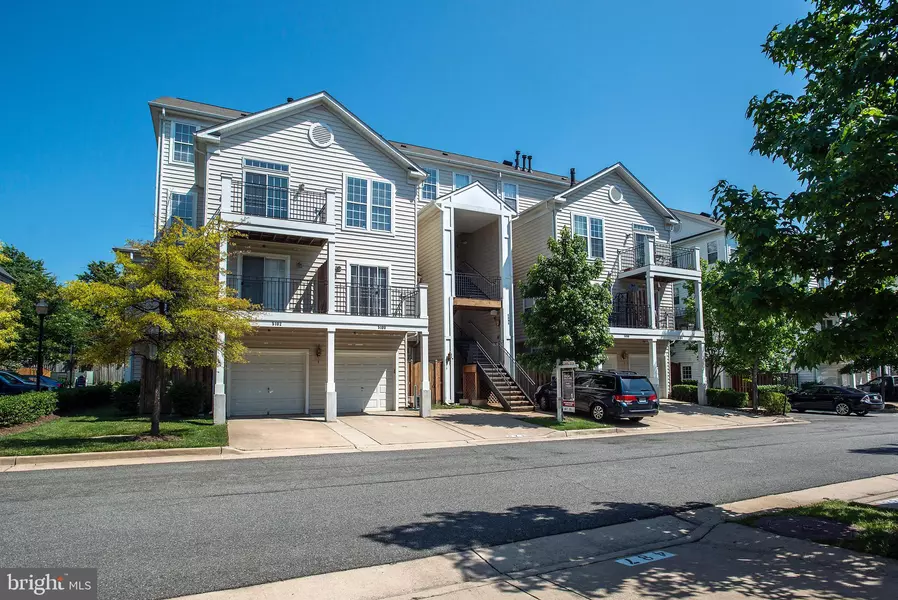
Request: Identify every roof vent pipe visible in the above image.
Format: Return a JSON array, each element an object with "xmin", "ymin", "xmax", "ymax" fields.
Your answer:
[
  {"xmin": 514, "ymin": 150, "xmax": 520, "ymax": 170},
  {"xmin": 527, "ymin": 155, "xmax": 533, "ymax": 172},
  {"xmin": 287, "ymin": 97, "xmax": 294, "ymax": 103},
  {"xmin": 570, "ymin": 167, "xmax": 576, "ymax": 186}
]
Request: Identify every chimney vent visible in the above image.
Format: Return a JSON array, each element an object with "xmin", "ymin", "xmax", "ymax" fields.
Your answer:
[
  {"xmin": 514, "ymin": 150, "xmax": 520, "ymax": 170},
  {"xmin": 527, "ymin": 155, "xmax": 533, "ymax": 172},
  {"xmin": 569, "ymin": 167, "xmax": 576, "ymax": 187},
  {"xmin": 287, "ymin": 97, "xmax": 294, "ymax": 103}
]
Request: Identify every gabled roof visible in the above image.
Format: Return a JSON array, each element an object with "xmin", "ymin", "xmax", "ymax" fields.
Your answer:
[
  {"xmin": 671, "ymin": 208, "xmax": 723, "ymax": 229},
  {"xmin": 391, "ymin": 141, "xmax": 571, "ymax": 186},
  {"xmin": 0, "ymin": 264, "xmax": 14, "ymax": 284},
  {"xmin": 552, "ymin": 162, "xmax": 677, "ymax": 222},
  {"xmin": 148, "ymin": 97, "xmax": 249, "ymax": 121},
  {"xmin": 196, "ymin": 92, "xmax": 426, "ymax": 179}
]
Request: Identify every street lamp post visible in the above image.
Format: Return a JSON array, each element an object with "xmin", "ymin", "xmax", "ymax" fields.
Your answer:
[{"xmin": 35, "ymin": 299, "xmax": 49, "ymax": 392}]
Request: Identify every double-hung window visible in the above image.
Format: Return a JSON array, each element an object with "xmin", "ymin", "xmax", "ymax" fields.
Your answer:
[
  {"xmin": 422, "ymin": 168, "xmax": 438, "ymax": 201},
  {"xmin": 350, "ymin": 265, "xmax": 388, "ymax": 316},
  {"xmin": 681, "ymin": 365, "xmax": 693, "ymax": 381},
  {"xmin": 453, "ymin": 173, "xmax": 471, "ymax": 189},
  {"xmin": 170, "ymin": 192, "xmax": 194, "ymax": 226},
  {"xmin": 573, "ymin": 214, "xmax": 605, "ymax": 259},
  {"xmin": 707, "ymin": 240, "xmax": 719, "ymax": 264},
  {"xmin": 345, "ymin": 176, "xmax": 392, "ymax": 232},
  {"xmin": 502, "ymin": 182, "xmax": 518, "ymax": 211},
  {"xmin": 172, "ymin": 123, "xmax": 197, "ymax": 164}
]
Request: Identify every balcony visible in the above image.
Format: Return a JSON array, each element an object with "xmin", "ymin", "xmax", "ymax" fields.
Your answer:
[
  {"xmin": 227, "ymin": 276, "xmax": 421, "ymax": 320},
  {"xmin": 219, "ymin": 177, "xmax": 335, "ymax": 241},
  {"xmin": 454, "ymin": 265, "xmax": 501, "ymax": 310},
  {"xmin": 608, "ymin": 303, "xmax": 682, "ymax": 331},
  {"xmin": 618, "ymin": 239, "xmax": 700, "ymax": 282}
]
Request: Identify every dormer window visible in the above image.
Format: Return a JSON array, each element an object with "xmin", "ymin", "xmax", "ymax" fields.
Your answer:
[{"xmin": 172, "ymin": 122, "xmax": 197, "ymax": 164}]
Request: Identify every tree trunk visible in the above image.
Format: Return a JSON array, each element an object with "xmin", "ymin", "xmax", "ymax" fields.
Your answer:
[
  {"xmin": 151, "ymin": 358, "xmax": 162, "ymax": 436},
  {"xmin": 752, "ymin": 361, "xmax": 760, "ymax": 412}
]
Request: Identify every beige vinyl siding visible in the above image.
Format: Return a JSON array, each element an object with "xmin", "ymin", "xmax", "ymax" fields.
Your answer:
[
  {"xmin": 157, "ymin": 117, "xmax": 217, "ymax": 232},
  {"xmin": 516, "ymin": 179, "xmax": 563, "ymax": 212},
  {"xmin": 241, "ymin": 328, "xmax": 407, "ymax": 413},
  {"xmin": 226, "ymin": 239, "xmax": 326, "ymax": 292},
  {"xmin": 457, "ymin": 220, "xmax": 500, "ymax": 277},
  {"xmin": 511, "ymin": 203, "xmax": 553, "ymax": 344},
  {"xmin": 206, "ymin": 104, "xmax": 418, "ymax": 289},
  {"xmin": 417, "ymin": 210, "xmax": 444, "ymax": 362},
  {"xmin": 427, "ymin": 163, "xmax": 561, "ymax": 212}
]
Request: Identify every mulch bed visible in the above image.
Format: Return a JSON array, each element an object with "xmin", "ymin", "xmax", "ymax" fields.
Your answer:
[
  {"xmin": 0, "ymin": 414, "xmax": 60, "ymax": 437},
  {"xmin": 753, "ymin": 515, "xmax": 860, "ymax": 542}
]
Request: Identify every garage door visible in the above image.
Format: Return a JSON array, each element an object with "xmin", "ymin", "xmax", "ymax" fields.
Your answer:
[
  {"xmin": 628, "ymin": 354, "xmax": 649, "ymax": 376},
  {"xmin": 335, "ymin": 353, "xmax": 394, "ymax": 413},
  {"xmin": 230, "ymin": 351, "xmax": 307, "ymax": 416},
  {"xmin": 602, "ymin": 355, "xmax": 619, "ymax": 371}
]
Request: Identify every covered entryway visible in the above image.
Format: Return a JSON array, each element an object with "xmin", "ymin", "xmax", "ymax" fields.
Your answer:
[
  {"xmin": 335, "ymin": 352, "xmax": 394, "ymax": 413},
  {"xmin": 628, "ymin": 354, "xmax": 649, "ymax": 376},
  {"xmin": 229, "ymin": 349, "xmax": 308, "ymax": 416}
]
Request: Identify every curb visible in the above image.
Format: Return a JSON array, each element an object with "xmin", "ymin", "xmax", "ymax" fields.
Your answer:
[{"xmin": 4, "ymin": 446, "xmax": 226, "ymax": 466}]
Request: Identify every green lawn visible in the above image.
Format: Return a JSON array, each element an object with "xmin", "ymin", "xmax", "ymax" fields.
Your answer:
[
  {"xmin": 744, "ymin": 500, "xmax": 898, "ymax": 560},
  {"xmin": 0, "ymin": 406, "xmax": 228, "ymax": 456},
  {"xmin": 519, "ymin": 415, "xmax": 611, "ymax": 431}
]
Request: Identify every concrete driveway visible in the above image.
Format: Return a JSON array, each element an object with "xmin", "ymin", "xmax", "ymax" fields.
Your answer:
[{"xmin": 228, "ymin": 417, "xmax": 353, "ymax": 451}]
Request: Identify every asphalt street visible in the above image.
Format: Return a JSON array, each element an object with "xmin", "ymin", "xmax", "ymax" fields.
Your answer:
[{"xmin": 1, "ymin": 411, "xmax": 896, "ymax": 600}]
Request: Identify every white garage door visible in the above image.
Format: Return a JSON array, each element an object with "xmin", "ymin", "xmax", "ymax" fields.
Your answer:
[
  {"xmin": 628, "ymin": 354, "xmax": 649, "ymax": 376},
  {"xmin": 230, "ymin": 350, "xmax": 307, "ymax": 416},
  {"xmin": 335, "ymin": 353, "xmax": 394, "ymax": 414},
  {"xmin": 602, "ymin": 355, "xmax": 619, "ymax": 371}
]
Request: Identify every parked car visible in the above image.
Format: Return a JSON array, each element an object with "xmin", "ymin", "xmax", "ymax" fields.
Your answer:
[
  {"xmin": 534, "ymin": 370, "xmax": 659, "ymax": 422},
  {"xmin": 857, "ymin": 376, "xmax": 897, "ymax": 403},
  {"xmin": 0, "ymin": 371, "xmax": 51, "ymax": 395},
  {"xmin": 20, "ymin": 375, "xmax": 63, "ymax": 390},
  {"xmin": 787, "ymin": 385, "xmax": 883, "ymax": 416}
]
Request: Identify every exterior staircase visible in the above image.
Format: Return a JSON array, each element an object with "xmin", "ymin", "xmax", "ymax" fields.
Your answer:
[{"xmin": 455, "ymin": 330, "xmax": 535, "ymax": 412}]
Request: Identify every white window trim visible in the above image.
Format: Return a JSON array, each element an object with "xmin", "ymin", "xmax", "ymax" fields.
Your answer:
[
  {"xmin": 452, "ymin": 171, "xmax": 472, "ymax": 190},
  {"xmin": 707, "ymin": 240, "xmax": 719, "ymax": 263},
  {"xmin": 342, "ymin": 173, "xmax": 394, "ymax": 235},
  {"xmin": 571, "ymin": 212, "xmax": 606, "ymax": 260},
  {"xmin": 237, "ymin": 253, "xmax": 292, "ymax": 282},
  {"xmin": 502, "ymin": 182, "xmax": 518, "ymax": 210},
  {"xmin": 632, "ymin": 223, "xmax": 658, "ymax": 236},
  {"xmin": 681, "ymin": 364, "xmax": 693, "ymax": 381},
  {"xmin": 346, "ymin": 260, "xmax": 393, "ymax": 288},
  {"xmin": 422, "ymin": 166, "xmax": 440, "ymax": 202},
  {"xmin": 242, "ymin": 157, "xmax": 291, "ymax": 175},
  {"xmin": 169, "ymin": 121, "xmax": 198, "ymax": 165},
  {"xmin": 169, "ymin": 190, "xmax": 197, "ymax": 227}
]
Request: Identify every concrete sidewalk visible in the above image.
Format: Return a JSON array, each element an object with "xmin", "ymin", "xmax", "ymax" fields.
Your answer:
[
  {"xmin": 172, "ymin": 473, "xmax": 898, "ymax": 600},
  {"xmin": 0, "ymin": 402, "xmax": 799, "ymax": 473}
]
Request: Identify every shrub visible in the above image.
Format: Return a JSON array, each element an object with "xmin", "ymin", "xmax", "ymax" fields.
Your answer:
[
  {"xmin": 0, "ymin": 391, "xmax": 58, "ymax": 427},
  {"xmin": 167, "ymin": 381, "xmax": 207, "ymax": 418},
  {"xmin": 112, "ymin": 381, "xmax": 141, "ymax": 415},
  {"xmin": 681, "ymin": 379, "xmax": 698, "ymax": 386},
  {"xmin": 758, "ymin": 383, "xmax": 795, "ymax": 394},
  {"xmin": 56, "ymin": 383, "xmax": 113, "ymax": 413},
  {"xmin": 759, "ymin": 390, "xmax": 790, "ymax": 414},
  {"xmin": 707, "ymin": 388, "xmax": 749, "ymax": 409},
  {"xmin": 671, "ymin": 384, "xmax": 698, "ymax": 403}
]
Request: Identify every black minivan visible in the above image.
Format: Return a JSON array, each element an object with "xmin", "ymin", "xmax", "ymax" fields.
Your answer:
[{"xmin": 534, "ymin": 370, "xmax": 660, "ymax": 422}]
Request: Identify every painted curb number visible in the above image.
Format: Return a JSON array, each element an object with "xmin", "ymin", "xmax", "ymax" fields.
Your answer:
[{"xmin": 615, "ymin": 550, "xmax": 676, "ymax": 566}]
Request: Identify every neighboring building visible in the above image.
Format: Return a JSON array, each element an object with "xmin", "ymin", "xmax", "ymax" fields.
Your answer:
[
  {"xmin": 146, "ymin": 91, "xmax": 710, "ymax": 419},
  {"xmin": 0, "ymin": 264, "xmax": 14, "ymax": 285}
]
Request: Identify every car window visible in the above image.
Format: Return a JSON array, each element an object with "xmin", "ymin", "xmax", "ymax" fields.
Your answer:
[
  {"xmin": 596, "ymin": 375, "xmax": 616, "ymax": 390},
  {"xmin": 620, "ymin": 377, "xmax": 655, "ymax": 393},
  {"xmin": 0, "ymin": 373, "xmax": 15, "ymax": 385},
  {"xmin": 867, "ymin": 378, "xmax": 881, "ymax": 387}
]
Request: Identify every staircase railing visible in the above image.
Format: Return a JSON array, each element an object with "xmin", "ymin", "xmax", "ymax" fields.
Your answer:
[
  {"xmin": 463, "ymin": 321, "xmax": 538, "ymax": 406},
  {"xmin": 455, "ymin": 262, "xmax": 501, "ymax": 300}
]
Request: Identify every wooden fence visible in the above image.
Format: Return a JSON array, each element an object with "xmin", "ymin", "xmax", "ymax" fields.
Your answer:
[
  {"xmin": 730, "ymin": 372, "xmax": 799, "ymax": 397},
  {"xmin": 406, "ymin": 360, "xmax": 443, "ymax": 407},
  {"xmin": 138, "ymin": 358, "xmax": 214, "ymax": 415}
]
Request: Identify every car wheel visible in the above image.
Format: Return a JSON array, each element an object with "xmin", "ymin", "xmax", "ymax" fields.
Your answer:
[
  {"xmin": 628, "ymin": 417, "xmax": 644, "ymax": 422},
  {"xmin": 855, "ymin": 409, "xmax": 868, "ymax": 417},
  {"xmin": 834, "ymin": 401, "xmax": 851, "ymax": 416},
  {"xmin": 591, "ymin": 403, "xmax": 606, "ymax": 422},
  {"xmin": 539, "ymin": 396, "xmax": 549, "ymax": 412}
]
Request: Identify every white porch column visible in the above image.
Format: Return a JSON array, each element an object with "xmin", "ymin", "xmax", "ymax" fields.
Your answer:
[
  {"xmin": 645, "ymin": 273, "xmax": 657, "ymax": 329},
  {"xmin": 420, "ymin": 332, "xmax": 431, "ymax": 417},
  {"xmin": 645, "ymin": 235, "xmax": 656, "ymax": 266},
  {"xmin": 499, "ymin": 214, "xmax": 514, "ymax": 372},
  {"xmin": 325, "ymin": 327, "xmax": 337, "ymax": 422},
  {"xmin": 850, "ymin": 372, "xmax": 857, "ymax": 387},
  {"xmin": 325, "ymin": 189, "xmax": 336, "ymax": 226},
  {"xmin": 221, "ymin": 175, "xmax": 232, "ymax": 216},
  {"xmin": 648, "ymin": 340, "xmax": 660, "ymax": 391},
  {"xmin": 696, "ymin": 340, "xmax": 708, "ymax": 405},
  {"xmin": 326, "ymin": 241, "xmax": 336, "ymax": 313},
  {"xmin": 694, "ymin": 277, "xmax": 705, "ymax": 333},
  {"xmin": 213, "ymin": 236, "xmax": 228, "ymax": 424}
]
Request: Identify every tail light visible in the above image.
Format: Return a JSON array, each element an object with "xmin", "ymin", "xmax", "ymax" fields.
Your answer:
[
  {"xmin": 648, "ymin": 394, "xmax": 657, "ymax": 401},
  {"xmin": 614, "ymin": 394, "xmax": 638, "ymax": 402}
]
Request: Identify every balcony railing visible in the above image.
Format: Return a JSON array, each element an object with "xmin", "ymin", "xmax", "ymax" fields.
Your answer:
[
  {"xmin": 232, "ymin": 181, "xmax": 327, "ymax": 224},
  {"xmin": 455, "ymin": 272, "xmax": 501, "ymax": 300},
  {"xmin": 609, "ymin": 302, "xmax": 677, "ymax": 330},
  {"xmin": 227, "ymin": 276, "xmax": 326, "ymax": 313},
  {"xmin": 620, "ymin": 240, "xmax": 697, "ymax": 271},
  {"xmin": 674, "ymin": 306, "xmax": 697, "ymax": 330},
  {"xmin": 334, "ymin": 284, "xmax": 420, "ymax": 318}
]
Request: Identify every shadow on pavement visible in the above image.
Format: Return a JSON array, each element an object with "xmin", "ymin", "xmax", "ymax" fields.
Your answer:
[{"xmin": 850, "ymin": 444, "xmax": 898, "ymax": 455}]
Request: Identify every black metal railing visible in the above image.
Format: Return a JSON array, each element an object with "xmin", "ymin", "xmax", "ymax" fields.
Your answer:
[
  {"xmin": 232, "ymin": 182, "xmax": 327, "ymax": 223},
  {"xmin": 462, "ymin": 322, "xmax": 538, "ymax": 406},
  {"xmin": 333, "ymin": 284, "xmax": 420, "ymax": 318},
  {"xmin": 609, "ymin": 301, "xmax": 650, "ymax": 328},
  {"xmin": 619, "ymin": 241, "xmax": 698, "ymax": 272},
  {"xmin": 455, "ymin": 272, "xmax": 501, "ymax": 300},
  {"xmin": 675, "ymin": 306, "xmax": 696, "ymax": 330},
  {"xmin": 226, "ymin": 276, "xmax": 326, "ymax": 313}
]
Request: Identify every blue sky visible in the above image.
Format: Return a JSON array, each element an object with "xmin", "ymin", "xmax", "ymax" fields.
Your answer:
[{"xmin": 0, "ymin": 0, "xmax": 808, "ymax": 281}]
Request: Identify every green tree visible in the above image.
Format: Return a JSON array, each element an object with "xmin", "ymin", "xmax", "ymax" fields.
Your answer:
[
  {"xmin": 0, "ymin": 244, "xmax": 90, "ymax": 370},
  {"xmin": 0, "ymin": 244, "xmax": 21, "ymax": 353},
  {"xmin": 519, "ymin": 226, "xmax": 614, "ymax": 373},
  {"xmin": 77, "ymin": 260, "xmax": 122, "ymax": 285},
  {"xmin": 65, "ymin": 218, "xmax": 255, "ymax": 435},
  {"xmin": 712, "ymin": 1, "xmax": 898, "ymax": 370},
  {"xmin": 709, "ymin": 258, "xmax": 802, "ymax": 410},
  {"xmin": 684, "ymin": 260, "xmax": 726, "ymax": 387}
]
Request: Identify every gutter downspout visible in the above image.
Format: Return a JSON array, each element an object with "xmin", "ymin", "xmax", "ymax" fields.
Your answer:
[{"xmin": 154, "ymin": 108, "xmax": 165, "ymax": 237}]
